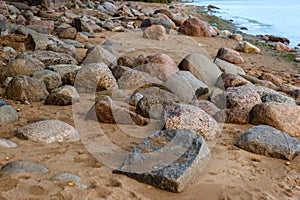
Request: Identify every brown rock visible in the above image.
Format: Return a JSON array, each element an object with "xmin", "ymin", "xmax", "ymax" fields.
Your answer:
[
  {"xmin": 117, "ymin": 55, "xmax": 146, "ymax": 68},
  {"xmin": 6, "ymin": 76, "xmax": 49, "ymax": 103},
  {"xmin": 216, "ymin": 48, "xmax": 244, "ymax": 64},
  {"xmin": 58, "ymin": 27, "xmax": 77, "ymax": 39},
  {"xmin": 259, "ymin": 72, "xmax": 283, "ymax": 87},
  {"xmin": 146, "ymin": 53, "xmax": 177, "ymax": 70},
  {"xmin": 235, "ymin": 41, "xmax": 260, "ymax": 53},
  {"xmin": 178, "ymin": 18, "xmax": 211, "ymax": 37},
  {"xmin": 215, "ymin": 73, "xmax": 252, "ymax": 89},
  {"xmin": 118, "ymin": 70, "xmax": 163, "ymax": 90},
  {"xmin": 75, "ymin": 32, "xmax": 89, "ymax": 43},
  {"xmin": 94, "ymin": 95, "xmax": 147, "ymax": 126},
  {"xmin": 28, "ymin": 19, "xmax": 54, "ymax": 31},
  {"xmin": 213, "ymin": 109, "xmax": 249, "ymax": 124},
  {"xmin": 274, "ymin": 42, "xmax": 295, "ymax": 52},
  {"xmin": 250, "ymin": 102, "xmax": 300, "ymax": 137},
  {"xmin": 135, "ymin": 63, "xmax": 178, "ymax": 81},
  {"xmin": 143, "ymin": 25, "xmax": 167, "ymax": 41},
  {"xmin": 190, "ymin": 100, "xmax": 220, "ymax": 117},
  {"xmin": 225, "ymin": 85, "xmax": 261, "ymax": 112},
  {"xmin": 165, "ymin": 104, "xmax": 222, "ymax": 141}
]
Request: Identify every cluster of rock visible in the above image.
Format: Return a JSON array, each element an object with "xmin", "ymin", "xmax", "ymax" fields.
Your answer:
[{"xmin": 0, "ymin": 0, "xmax": 299, "ymax": 194}]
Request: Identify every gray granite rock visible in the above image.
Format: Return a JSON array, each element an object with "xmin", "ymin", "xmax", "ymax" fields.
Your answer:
[
  {"xmin": 45, "ymin": 85, "xmax": 79, "ymax": 106},
  {"xmin": 93, "ymin": 95, "xmax": 147, "ymax": 126},
  {"xmin": 133, "ymin": 87, "xmax": 178, "ymax": 118},
  {"xmin": 32, "ymin": 70, "xmax": 62, "ymax": 91},
  {"xmin": 0, "ymin": 100, "xmax": 18, "ymax": 125},
  {"xmin": 16, "ymin": 120, "xmax": 80, "ymax": 143},
  {"xmin": 261, "ymin": 93, "xmax": 296, "ymax": 105},
  {"xmin": 178, "ymin": 53, "xmax": 221, "ymax": 87},
  {"xmin": 114, "ymin": 129, "xmax": 211, "ymax": 193},
  {"xmin": 0, "ymin": 138, "xmax": 17, "ymax": 148},
  {"xmin": 214, "ymin": 58, "xmax": 246, "ymax": 75},
  {"xmin": 82, "ymin": 45, "xmax": 117, "ymax": 68},
  {"xmin": 63, "ymin": 39, "xmax": 84, "ymax": 48},
  {"xmin": 165, "ymin": 104, "xmax": 222, "ymax": 141},
  {"xmin": 235, "ymin": 125, "xmax": 300, "ymax": 160},
  {"xmin": 6, "ymin": 76, "xmax": 49, "ymax": 103},
  {"xmin": 75, "ymin": 62, "xmax": 118, "ymax": 93},
  {"xmin": 225, "ymin": 85, "xmax": 261, "ymax": 112},
  {"xmin": 0, "ymin": 160, "xmax": 49, "ymax": 177},
  {"xmin": 118, "ymin": 70, "xmax": 163, "ymax": 91},
  {"xmin": 0, "ymin": 54, "xmax": 45, "ymax": 81},
  {"xmin": 25, "ymin": 51, "xmax": 77, "ymax": 66},
  {"xmin": 164, "ymin": 71, "xmax": 209, "ymax": 103}
]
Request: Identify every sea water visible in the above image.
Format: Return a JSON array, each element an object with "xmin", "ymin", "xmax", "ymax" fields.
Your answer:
[{"xmin": 189, "ymin": 0, "xmax": 300, "ymax": 47}]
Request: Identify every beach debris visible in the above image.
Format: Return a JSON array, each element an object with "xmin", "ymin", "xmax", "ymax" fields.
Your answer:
[
  {"xmin": 165, "ymin": 104, "xmax": 222, "ymax": 141},
  {"xmin": 235, "ymin": 41, "xmax": 260, "ymax": 53},
  {"xmin": 216, "ymin": 47, "xmax": 244, "ymax": 64},
  {"xmin": 45, "ymin": 85, "xmax": 79, "ymax": 106},
  {"xmin": 164, "ymin": 71, "xmax": 209, "ymax": 103},
  {"xmin": 0, "ymin": 160, "xmax": 49, "ymax": 177},
  {"xmin": 16, "ymin": 119, "xmax": 80, "ymax": 143},
  {"xmin": 250, "ymin": 102, "xmax": 300, "ymax": 137},
  {"xmin": 143, "ymin": 25, "xmax": 168, "ymax": 41},
  {"xmin": 235, "ymin": 125, "xmax": 300, "ymax": 160},
  {"xmin": 178, "ymin": 18, "xmax": 212, "ymax": 37},
  {"xmin": 178, "ymin": 53, "xmax": 222, "ymax": 87},
  {"xmin": 6, "ymin": 76, "xmax": 49, "ymax": 103},
  {"xmin": 114, "ymin": 129, "xmax": 211, "ymax": 192},
  {"xmin": 0, "ymin": 99, "xmax": 18, "ymax": 126}
]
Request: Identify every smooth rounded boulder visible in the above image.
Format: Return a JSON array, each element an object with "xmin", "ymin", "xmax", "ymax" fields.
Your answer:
[
  {"xmin": 178, "ymin": 18, "xmax": 212, "ymax": 37},
  {"xmin": 16, "ymin": 119, "xmax": 80, "ymax": 143},
  {"xmin": 6, "ymin": 76, "xmax": 49, "ymax": 103},
  {"xmin": 250, "ymin": 102, "xmax": 300, "ymax": 137}
]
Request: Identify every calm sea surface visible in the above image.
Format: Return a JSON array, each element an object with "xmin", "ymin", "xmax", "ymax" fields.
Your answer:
[{"xmin": 189, "ymin": 0, "xmax": 300, "ymax": 47}]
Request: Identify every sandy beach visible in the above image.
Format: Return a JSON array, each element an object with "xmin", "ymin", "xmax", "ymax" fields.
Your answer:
[{"xmin": 0, "ymin": 1, "xmax": 299, "ymax": 199}]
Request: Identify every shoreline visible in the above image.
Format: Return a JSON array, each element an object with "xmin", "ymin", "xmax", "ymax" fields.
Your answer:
[{"xmin": 185, "ymin": 1, "xmax": 300, "ymax": 49}]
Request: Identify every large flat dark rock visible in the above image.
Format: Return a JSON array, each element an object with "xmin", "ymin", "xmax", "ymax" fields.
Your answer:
[{"xmin": 114, "ymin": 129, "xmax": 210, "ymax": 192}]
